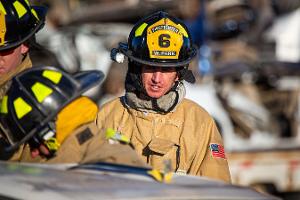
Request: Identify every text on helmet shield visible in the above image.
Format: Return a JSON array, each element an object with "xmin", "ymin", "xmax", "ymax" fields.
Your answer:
[{"xmin": 147, "ymin": 18, "xmax": 184, "ymax": 60}]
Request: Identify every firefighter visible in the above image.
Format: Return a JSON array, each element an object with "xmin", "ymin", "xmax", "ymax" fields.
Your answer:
[
  {"xmin": 0, "ymin": 66, "xmax": 146, "ymax": 167},
  {"xmin": 0, "ymin": 0, "xmax": 47, "ymax": 99},
  {"xmin": 97, "ymin": 11, "xmax": 231, "ymax": 182}
]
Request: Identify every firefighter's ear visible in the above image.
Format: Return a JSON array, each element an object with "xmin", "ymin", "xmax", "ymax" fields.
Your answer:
[{"xmin": 20, "ymin": 43, "xmax": 29, "ymax": 54}]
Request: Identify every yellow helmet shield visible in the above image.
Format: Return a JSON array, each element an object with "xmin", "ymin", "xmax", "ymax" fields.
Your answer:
[
  {"xmin": 0, "ymin": 10, "xmax": 6, "ymax": 46},
  {"xmin": 147, "ymin": 18, "xmax": 188, "ymax": 60}
]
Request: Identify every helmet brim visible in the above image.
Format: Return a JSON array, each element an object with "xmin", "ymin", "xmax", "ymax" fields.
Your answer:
[
  {"xmin": 118, "ymin": 43, "xmax": 198, "ymax": 67},
  {"xmin": 74, "ymin": 70, "xmax": 105, "ymax": 94},
  {"xmin": 0, "ymin": 6, "xmax": 48, "ymax": 51}
]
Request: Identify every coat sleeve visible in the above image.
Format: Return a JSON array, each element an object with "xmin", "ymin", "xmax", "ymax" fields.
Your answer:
[
  {"xmin": 96, "ymin": 105, "xmax": 107, "ymax": 131},
  {"xmin": 47, "ymin": 123, "xmax": 99, "ymax": 163},
  {"xmin": 197, "ymin": 119, "xmax": 232, "ymax": 183},
  {"xmin": 81, "ymin": 130, "xmax": 149, "ymax": 168}
]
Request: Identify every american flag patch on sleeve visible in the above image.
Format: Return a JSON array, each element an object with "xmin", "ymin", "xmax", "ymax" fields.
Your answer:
[{"xmin": 210, "ymin": 143, "xmax": 226, "ymax": 159}]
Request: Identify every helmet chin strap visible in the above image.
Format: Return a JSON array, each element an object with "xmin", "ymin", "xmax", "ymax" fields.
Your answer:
[
  {"xmin": 21, "ymin": 53, "xmax": 28, "ymax": 61},
  {"xmin": 178, "ymin": 66, "xmax": 196, "ymax": 83}
]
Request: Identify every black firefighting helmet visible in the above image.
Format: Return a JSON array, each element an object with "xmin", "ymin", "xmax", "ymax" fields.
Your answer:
[
  {"xmin": 0, "ymin": 66, "xmax": 104, "ymax": 152},
  {"xmin": 113, "ymin": 11, "xmax": 197, "ymax": 68},
  {"xmin": 0, "ymin": 0, "xmax": 47, "ymax": 51}
]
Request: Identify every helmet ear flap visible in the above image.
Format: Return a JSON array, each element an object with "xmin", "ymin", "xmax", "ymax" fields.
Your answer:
[
  {"xmin": 125, "ymin": 61, "xmax": 144, "ymax": 93},
  {"xmin": 178, "ymin": 67, "xmax": 196, "ymax": 83},
  {"xmin": 128, "ymin": 60, "xmax": 142, "ymax": 73}
]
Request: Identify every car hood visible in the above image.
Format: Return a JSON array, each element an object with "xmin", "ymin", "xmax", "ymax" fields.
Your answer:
[{"xmin": 0, "ymin": 161, "xmax": 280, "ymax": 200}]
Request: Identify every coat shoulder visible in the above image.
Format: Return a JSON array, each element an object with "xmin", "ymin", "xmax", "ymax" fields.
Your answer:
[
  {"xmin": 97, "ymin": 97, "xmax": 128, "ymax": 128},
  {"xmin": 101, "ymin": 97, "xmax": 122, "ymax": 107},
  {"xmin": 99, "ymin": 97, "xmax": 126, "ymax": 115},
  {"xmin": 181, "ymin": 98, "xmax": 212, "ymax": 116}
]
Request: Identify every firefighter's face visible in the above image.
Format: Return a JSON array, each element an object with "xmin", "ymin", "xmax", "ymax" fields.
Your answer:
[
  {"xmin": 0, "ymin": 44, "xmax": 29, "ymax": 76},
  {"xmin": 141, "ymin": 65, "xmax": 179, "ymax": 99}
]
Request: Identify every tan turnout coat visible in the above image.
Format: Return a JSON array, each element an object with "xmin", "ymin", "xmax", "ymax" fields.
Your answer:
[
  {"xmin": 97, "ymin": 97, "xmax": 231, "ymax": 182},
  {"xmin": 0, "ymin": 55, "xmax": 32, "ymax": 99}
]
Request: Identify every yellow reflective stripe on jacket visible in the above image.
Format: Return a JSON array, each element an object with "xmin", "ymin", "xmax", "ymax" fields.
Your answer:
[
  {"xmin": 44, "ymin": 137, "xmax": 61, "ymax": 152},
  {"xmin": 147, "ymin": 169, "xmax": 173, "ymax": 183},
  {"xmin": 105, "ymin": 128, "xmax": 130, "ymax": 144}
]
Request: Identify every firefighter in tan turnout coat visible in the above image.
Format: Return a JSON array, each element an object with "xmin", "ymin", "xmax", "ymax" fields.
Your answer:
[
  {"xmin": 97, "ymin": 11, "xmax": 231, "ymax": 182},
  {"xmin": 0, "ymin": 66, "xmax": 146, "ymax": 167}
]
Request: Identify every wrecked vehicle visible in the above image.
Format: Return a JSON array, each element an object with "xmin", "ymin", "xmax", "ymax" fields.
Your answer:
[{"xmin": 0, "ymin": 161, "xmax": 279, "ymax": 200}]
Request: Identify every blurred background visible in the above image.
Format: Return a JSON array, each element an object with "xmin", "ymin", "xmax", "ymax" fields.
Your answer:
[{"xmin": 30, "ymin": 0, "xmax": 300, "ymax": 199}]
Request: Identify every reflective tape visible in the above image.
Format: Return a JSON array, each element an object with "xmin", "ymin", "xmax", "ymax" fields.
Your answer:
[
  {"xmin": 0, "ymin": 95, "xmax": 8, "ymax": 114},
  {"xmin": 44, "ymin": 137, "xmax": 60, "ymax": 152},
  {"xmin": 105, "ymin": 128, "xmax": 130, "ymax": 144},
  {"xmin": 0, "ymin": 2, "xmax": 6, "ymax": 15},
  {"xmin": 31, "ymin": 82, "xmax": 53, "ymax": 103},
  {"xmin": 135, "ymin": 22, "xmax": 148, "ymax": 37},
  {"xmin": 147, "ymin": 169, "xmax": 173, "ymax": 183},
  {"xmin": 42, "ymin": 70, "xmax": 62, "ymax": 84},
  {"xmin": 14, "ymin": 97, "xmax": 32, "ymax": 119},
  {"xmin": 24, "ymin": 0, "xmax": 30, "ymax": 6},
  {"xmin": 13, "ymin": 1, "xmax": 27, "ymax": 18},
  {"xmin": 31, "ymin": 8, "xmax": 39, "ymax": 20}
]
